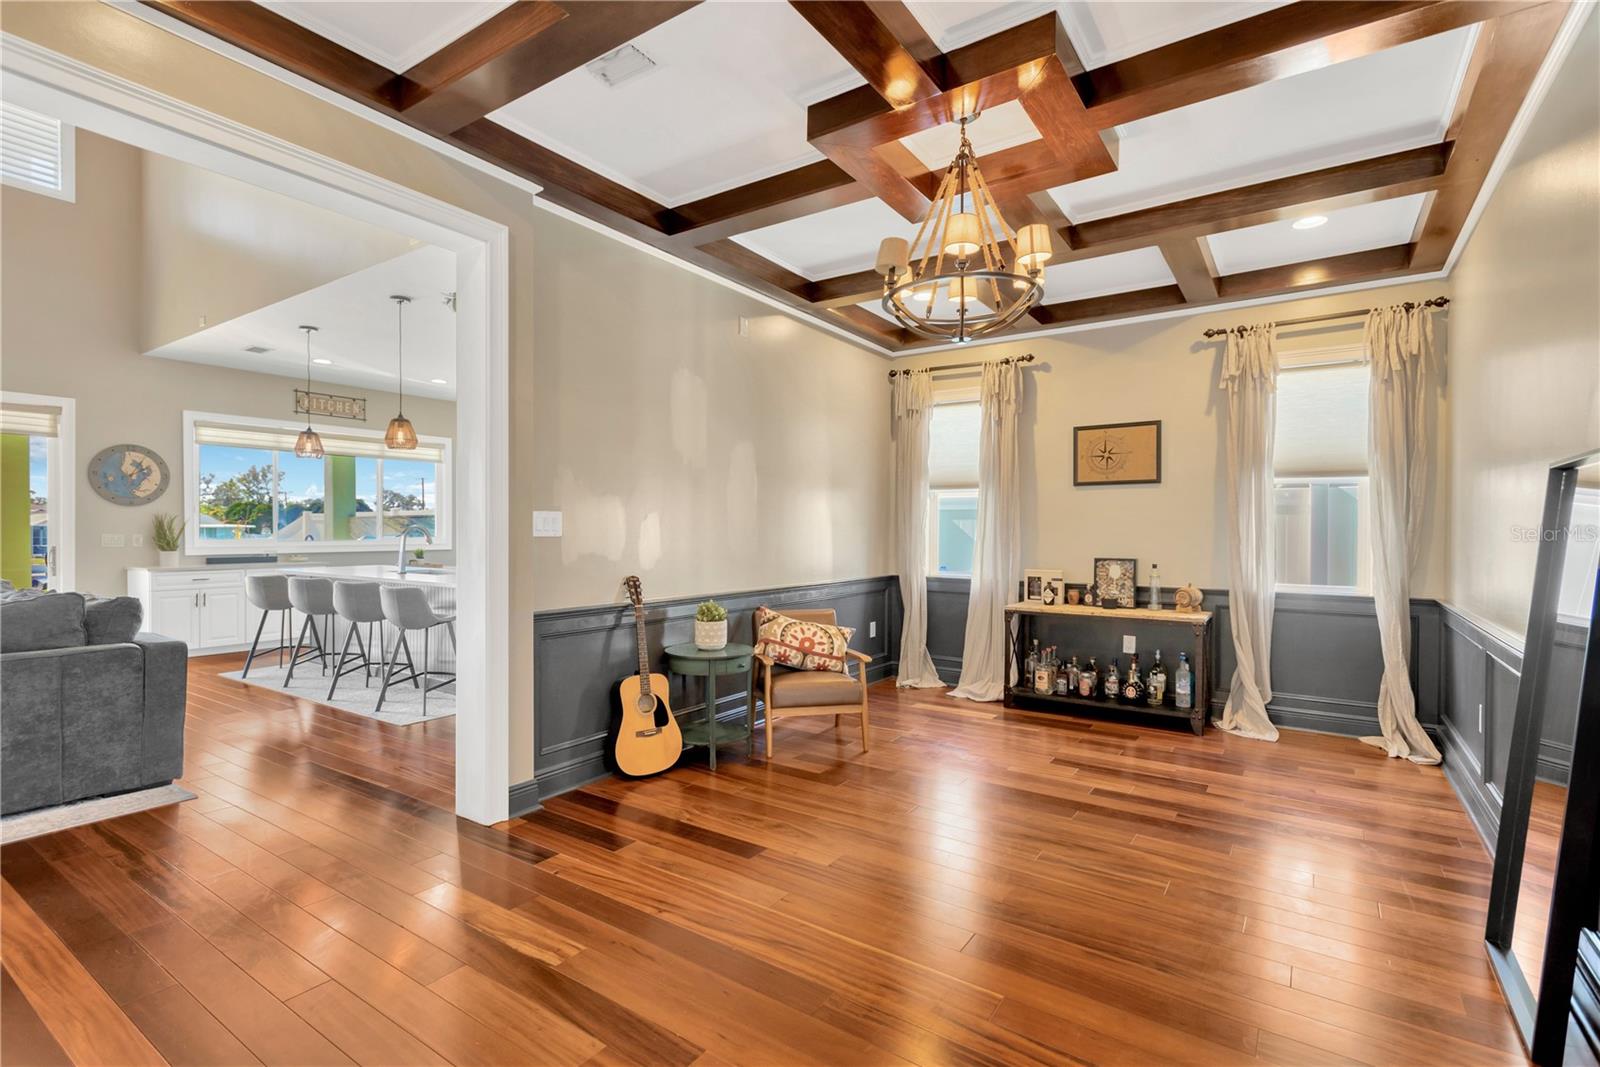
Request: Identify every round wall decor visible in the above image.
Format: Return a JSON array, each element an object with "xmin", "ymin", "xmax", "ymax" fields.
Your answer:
[{"xmin": 87, "ymin": 444, "xmax": 171, "ymax": 506}]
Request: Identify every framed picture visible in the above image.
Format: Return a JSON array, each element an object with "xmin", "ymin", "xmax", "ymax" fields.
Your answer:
[
  {"xmin": 1040, "ymin": 576, "xmax": 1066, "ymax": 607},
  {"xmin": 1093, "ymin": 557, "xmax": 1137, "ymax": 609},
  {"xmin": 1074, "ymin": 420, "xmax": 1162, "ymax": 486},
  {"xmin": 1024, "ymin": 568, "xmax": 1063, "ymax": 603}
]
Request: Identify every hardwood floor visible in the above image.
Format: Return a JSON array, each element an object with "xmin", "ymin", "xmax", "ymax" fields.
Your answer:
[{"xmin": 0, "ymin": 653, "xmax": 1537, "ymax": 1066}]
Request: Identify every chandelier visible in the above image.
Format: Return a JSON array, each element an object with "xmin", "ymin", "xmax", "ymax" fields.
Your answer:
[{"xmin": 874, "ymin": 116, "xmax": 1052, "ymax": 343}]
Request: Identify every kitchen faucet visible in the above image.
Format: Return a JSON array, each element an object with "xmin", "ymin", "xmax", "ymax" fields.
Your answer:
[{"xmin": 397, "ymin": 524, "xmax": 433, "ymax": 575}]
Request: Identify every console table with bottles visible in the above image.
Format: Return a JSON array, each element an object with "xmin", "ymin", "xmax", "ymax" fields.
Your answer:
[{"xmin": 1003, "ymin": 601, "xmax": 1214, "ymax": 735}]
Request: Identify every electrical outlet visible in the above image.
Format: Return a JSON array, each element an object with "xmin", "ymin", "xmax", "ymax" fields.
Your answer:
[
  {"xmin": 101, "ymin": 533, "xmax": 125, "ymax": 548},
  {"xmin": 869, "ymin": 620, "xmax": 877, "ymax": 638},
  {"xmin": 1122, "ymin": 634, "xmax": 1136, "ymax": 654},
  {"xmin": 531, "ymin": 510, "xmax": 562, "ymax": 538},
  {"xmin": 131, "ymin": 534, "xmax": 144, "ymax": 547},
  {"xmin": 1478, "ymin": 702, "xmax": 1484, "ymax": 734}
]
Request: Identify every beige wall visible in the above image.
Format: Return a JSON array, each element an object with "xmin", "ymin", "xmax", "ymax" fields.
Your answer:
[
  {"xmin": 0, "ymin": 2, "xmax": 893, "ymax": 783},
  {"xmin": 1446, "ymin": 8, "xmax": 1600, "ymax": 641},
  {"xmin": 1, "ymin": 130, "xmax": 457, "ymax": 596},
  {"xmin": 894, "ymin": 277, "xmax": 1455, "ymax": 599},
  {"xmin": 527, "ymin": 208, "xmax": 892, "ymax": 610},
  {"xmin": 140, "ymin": 151, "xmax": 416, "ymax": 352}
]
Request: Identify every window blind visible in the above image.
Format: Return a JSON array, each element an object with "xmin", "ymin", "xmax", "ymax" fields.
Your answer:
[
  {"xmin": 0, "ymin": 404, "xmax": 60, "ymax": 437},
  {"xmin": 928, "ymin": 402, "xmax": 980, "ymax": 489},
  {"xmin": 194, "ymin": 422, "xmax": 444, "ymax": 463},
  {"xmin": 1274, "ymin": 363, "xmax": 1369, "ymax": 478},
  {"xmin": 0, "ymin": 102, "xmax": 71, "ymax": 198}
]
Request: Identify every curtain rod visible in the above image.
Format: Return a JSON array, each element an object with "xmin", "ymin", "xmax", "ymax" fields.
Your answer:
[
  {"xmin": 887, "ymin": 353, "xmax": 1035, "ymax": 380},
  {"xmin": 1202, "ymin": 296, "xmax": 1449, "ymax": 338}
]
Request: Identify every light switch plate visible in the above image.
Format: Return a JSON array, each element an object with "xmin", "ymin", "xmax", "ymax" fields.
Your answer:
[
  {"xmin": 102, "ymin": 533, "xmax": 125, "ymax": 548},
  {"xmin": 532, "ymin": 510, "xmax": 562, "ymax": 538},
  {"xmin": 869, "ymin": 620, "xmax": 877, "ymax": 638},
  {"xmin": 1122, "ymin": 634, "xmax": 1137, "ymax": 654},
  {"xmin": 131, "ymin": 534, "xmax": 144, "ymax": 547}
]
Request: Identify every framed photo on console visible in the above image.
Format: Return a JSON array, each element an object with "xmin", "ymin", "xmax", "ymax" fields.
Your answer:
[
  {"xmin": 1024, "ymin": 569, "xmax": 1063, "ymax": 604},
  {"xmin": 1093, "ymin": 557, "xmax": 1137, "ymax": 609}
]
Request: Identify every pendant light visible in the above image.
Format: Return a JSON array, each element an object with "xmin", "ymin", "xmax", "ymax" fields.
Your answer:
[
  {"xmin": 293, "ymin": 325, "xmax": 325, "ymax": 459},
  {"xmin": 384, "ymin": 294, "xmax": 418, "ymax": 450}
]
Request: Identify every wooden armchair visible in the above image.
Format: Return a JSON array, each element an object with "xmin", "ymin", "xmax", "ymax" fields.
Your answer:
[{"xmin": 748, "ymin": 608, "xmax": 870, "ymax": 758}]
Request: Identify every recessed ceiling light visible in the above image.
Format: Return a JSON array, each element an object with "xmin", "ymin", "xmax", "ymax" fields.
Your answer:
[
  {"xmin": 429, "ymin": 378, "xmax": 448, "ymax": 385},
  {"xmin": 1292, "ymin": 215, "xmax": 1329, "ymax": 230},
  {"xmin": 311, "ymin": 357, "xmax": 333, "ymax": 365}
]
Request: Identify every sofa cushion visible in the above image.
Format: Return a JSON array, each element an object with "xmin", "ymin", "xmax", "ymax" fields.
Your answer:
[
  {"xmin": 0, "ymin": 591, "xmax": 87, "ymax": 653},
  {"xmin": 83, "ymin": 596, "xmax": 143, "ymax": 645},
  {"xmin": 754, "ymin": 606, "xmax": 854, "ymax": 673},
  {"xmin": 769, "ymin": 669, "xmax": 862, "ymax": 708}
]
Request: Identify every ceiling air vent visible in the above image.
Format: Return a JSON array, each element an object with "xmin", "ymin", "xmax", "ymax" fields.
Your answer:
[
  {"xmin": 586, "ymin": 44, "xmax": 656, "ymax": 89},
  {"xmin": 242, "ymin": 345, "xmax": 272, "ymax": 354}
]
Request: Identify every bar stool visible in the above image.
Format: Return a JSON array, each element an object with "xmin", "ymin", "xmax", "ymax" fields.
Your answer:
[
  {"xmin": 377, "ymin": 585, "xmax": 456, "ymax": 715},
  {"xmin": 284, "ymin": 576, "xmax": 335, "ymax": 686},
  {"xmin": 328, "ymin": 580, "xmax": 388, "ymax": 700},
  {"xmin": 242, "ymin": 574, "xmax": 292, "ymax": 678}
]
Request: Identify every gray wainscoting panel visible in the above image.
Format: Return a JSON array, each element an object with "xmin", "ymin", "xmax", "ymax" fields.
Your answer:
[
  {"xmin": 1437, "ymin": 605, "xmax": 1577, "ymax": 851},
  {"xmin": 925, "ymin": 576, "xmax": 970, "ymax": 684},
  {"xmin": 520, "ymin": 576, "xmax": 897, "ymax": 813}
]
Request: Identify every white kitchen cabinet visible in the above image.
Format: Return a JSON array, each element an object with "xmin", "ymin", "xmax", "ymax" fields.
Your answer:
[
  {"xmin": 127, "ymin": 568, "xmax": 250, "ymax": 655},
  {"xmin": 198, "ymin": 585, "xmax": 247, "ymax": 647},
  {"xmin": 149, "ymin": 587, "xmax": 201, "ymax": 646}
]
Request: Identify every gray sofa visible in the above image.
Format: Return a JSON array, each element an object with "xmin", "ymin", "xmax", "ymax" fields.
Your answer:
[{"xmin": 0, "ymin": 588, "xmax": 186, "ymax": 816}]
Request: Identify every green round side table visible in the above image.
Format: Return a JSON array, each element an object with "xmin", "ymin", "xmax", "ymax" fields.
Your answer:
[{"xmin": 664, "ymin": 641, "xmax": 755, "ymax": 770}]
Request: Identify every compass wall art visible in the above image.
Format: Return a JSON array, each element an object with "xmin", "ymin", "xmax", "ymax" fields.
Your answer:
[{"xmin": 1073, "ymin": 420, "xmax": 1162, "ymax": 486}]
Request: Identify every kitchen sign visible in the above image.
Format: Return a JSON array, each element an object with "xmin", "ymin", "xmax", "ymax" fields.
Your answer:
[{"xmin": 295, "ymin": 389, "xmax": 367, "ymax": 421}]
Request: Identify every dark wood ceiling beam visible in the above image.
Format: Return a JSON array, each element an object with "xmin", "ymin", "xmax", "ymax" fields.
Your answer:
[
  {"xmin": 1159, "ymin": 239, "xmax": 1220, "ymax": 302},
  {"xmin": 1078, "ymin": 0, "xmax": 1549, "ymax": 128},
  {"xmin": 1216, "ymin": 243, "xmax": 1415, "ymax": 299},
  {"xmin": 667, "ymin": 160, "xmax": 865, "ymax": 241},
  {"xmin": 1066, "ymin": 142, "xmax": 1453, "ymax": 251},
  {"xmin": 787, "ymin": 1, "xmax": 943, "ymax": 108},
  {"xmin": 695, "ymin": 240, "xmax": 812, "ymax": 298},
  {"xmin": 141, "ymin": 0, "xmax": 399, "ymax": 106},
  {"xmin": 1029, "ymin": 285, "xmax": 1187, "ymax": 326},
  {"xmin": 1412, "ymin": 1, "xmax": 1568, "ymax": 268},
  {"xmin": 396, "ymin": 1, "xmax": 703, "ymax": 132},
  {"xmin": 828, "ymin": 305, "xmax": 920, "ymax": 347}
]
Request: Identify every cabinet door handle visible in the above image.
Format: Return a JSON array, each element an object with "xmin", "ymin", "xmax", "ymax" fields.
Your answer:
[
  {"xmin": 194, "ymin": 593, "xmax": 199, "ymax": 607},
  {"xmin": 202, "ymin": 593, "xmax": 208, "ymax": 607}
]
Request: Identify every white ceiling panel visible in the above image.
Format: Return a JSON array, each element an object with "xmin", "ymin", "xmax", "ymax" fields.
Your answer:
[
  {"xmin": 902, "ymin": 2, "xmax": 1288, "ymax": 62},
  {"xmin": 1042, "ymin": 246, "xmax": 1175, "ymax": 301},
  {"xmin": 900, "ymin": 99, "xmax": 1041, "ymax": 172},
  {"xmin": 733, "ymin": 198, "xmax": 917, "ymax": 282},
  {"xmin": 1205, "ymin": 194, "xmax": 1428, "ymax": 276},
  {"xmin": 1046, "ymin": 27, "xmax": 1476, "ymax": 222},
  {"xmin": 488, "ymin": 2, "xmax": 865, "ymax": 206},
  {"xmin": 262, "ymin": 2, "xmax": 511, "ymax": 73},
  {"xmin": 146, "ymin": 247, "xmax": 459, "ymax": 400}
]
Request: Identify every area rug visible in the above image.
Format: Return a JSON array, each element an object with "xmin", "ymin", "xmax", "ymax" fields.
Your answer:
[
  {"xmin": 220, "ymin": 662, "xmax": 456, "ymax": 726},
  {"xmin": 1, "ymin": 784, "xmax": 195, "ymax": 844}
]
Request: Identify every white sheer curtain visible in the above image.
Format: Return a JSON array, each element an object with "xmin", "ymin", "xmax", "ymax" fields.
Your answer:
[
  {"xmin": 1217, "ymin": 324, "xmax": 1281, "ymax": 742},
  {"xmin": 951, "ymin": 360, "xmax": 1022, "ymax": 702},
  {"xmin": 892, "ymin": 370, "xmax": 944, "ymax": 688},
  {"xmin": 1361, "ymin": 306, "xmax": 1443, "ymax": 764}
]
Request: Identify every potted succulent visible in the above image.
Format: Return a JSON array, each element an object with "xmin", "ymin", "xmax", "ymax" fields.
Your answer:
[
  {"xmin": 694, "ymin": 599, "xmax": 728, "ymax": 650},
  {"xmin": 152, "ymin": 513, "xmax": 184, "ymax": 568}
]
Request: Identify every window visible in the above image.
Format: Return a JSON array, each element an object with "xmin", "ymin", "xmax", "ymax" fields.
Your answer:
[
  {"xmin": 186, "ymin": 413, "xmax": 450, "ymax": 554},
  {"xmin": 0, "ymin": 102, "xmax": 74, "ymax": 202},
  {"xmin": 927, "ymin": 400, "xmax": 980, "ymax": 576},
  {"xmin": 1274, "ymin": 354, "xmax": 1371, "ymax": 592}
]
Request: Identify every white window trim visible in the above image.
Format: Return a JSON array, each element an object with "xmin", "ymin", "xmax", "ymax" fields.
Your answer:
[
  {"xmin": 0, "ymin": 107, "xmax": 74, "ymax": 202},
  {"xmin": 182, "ymin": 409, "xmax": 453, "ymax": 556}
]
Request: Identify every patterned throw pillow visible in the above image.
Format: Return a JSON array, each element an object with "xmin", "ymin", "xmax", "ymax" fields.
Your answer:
[{"xmin": 754, "ymin": 607, "xmax": 855, "ymax": 674}]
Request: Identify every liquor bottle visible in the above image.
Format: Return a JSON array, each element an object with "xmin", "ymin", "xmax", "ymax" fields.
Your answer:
[
  {"xmin": 1034, "ymin": 646, "xmax": 1056, "ymax": 694},
  {"xmin": 1023, "ymin": 640, "xmax": 1040, "ymax": 691},
  {"xmin": 1175, "ymin": 652, "xmax": 1193, "ymax": 710},
  {"xmin": 1066, "ymin": 655, "xmax": 1080, "ymax": 695},
  {"xmin": 1079, "ymin": 657, "xmax": 1098, "ymax": 698},
  {"xmin": 1148, "ymin": 564, "xmax": 1163, "ymax": 611},
  {"xmin": 1122, "ymin": 653, "xmax": 1144, "ymax": 704},
  {"xmin": 1146, "ymin": 650, "xmax": 1167, "ymax": 707},
  {"xmin": 1103, "ymin": 658, "xmax": 1120, "ymax": 702},
  {"xmin": 1054, "ymin": 655, "xmax": 1074, "ymax": 696}
]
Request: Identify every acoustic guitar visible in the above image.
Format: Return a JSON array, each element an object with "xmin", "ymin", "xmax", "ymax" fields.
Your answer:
[{"xmin": 613, "ymin": 575, "xmax": 683, "ymax": 777}]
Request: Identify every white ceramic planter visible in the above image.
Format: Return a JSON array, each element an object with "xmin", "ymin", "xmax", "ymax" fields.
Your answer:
[
  {"xmin": 694, "ymin": 619, "xmax": 727, "ymax": 651},
  {"xmin": 158, "ymin": 550, "xmax": 180, "ymax": 568}
]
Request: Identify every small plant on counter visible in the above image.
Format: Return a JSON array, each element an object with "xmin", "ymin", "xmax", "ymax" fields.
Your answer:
[
  {"xmin": 152, "ymin": 514, "xmax": 184, "ymax": 566},
  {"xmin": 413, "ymin": 546, "xmax": 426, "ymax": 560},
  {"xmin": 694, "ymin": 599, "xmax": 729, "ymax": 651}
]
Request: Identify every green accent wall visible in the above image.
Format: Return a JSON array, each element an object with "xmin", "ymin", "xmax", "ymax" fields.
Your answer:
[
  {"xmin": 1, "ymin": 434, "xmax": 32, "ymax": 589},
  {"xmin": 328, "ymin": 455, "xmax": 357, "ymax": 540}
]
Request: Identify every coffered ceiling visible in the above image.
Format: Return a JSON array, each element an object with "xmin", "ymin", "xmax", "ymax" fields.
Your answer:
[{"xmin": 143, "ymin": 0, "xmax": 1574, "ymax": 353}]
